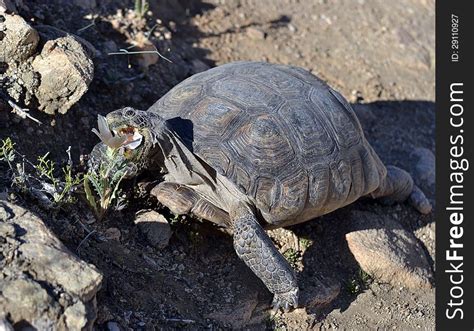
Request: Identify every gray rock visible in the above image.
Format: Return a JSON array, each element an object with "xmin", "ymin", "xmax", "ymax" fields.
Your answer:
[
  {"xmin": 31, "ymin": 34, "xmax": 94, "ymax": 114},
  {"xmin": 0, "ymin": 222, "xmax": 14, "ymax": 236},
  {"xmin": 346, "ymin": 211, "xmax": 433, "ymax": 289},
  {"xmin": 63, "ymin": 301, "xmax": 89, "ymax": 330},
  {"xmin": 0, "ymin": 13, "xmax": 39, "ymax": 62},
  {"xmin": 0, "ymin": 200, "xmax": 103, "ymax": 330},
  {"xmin": 414, "ymin": 222, "xmax": 435, "ymax": 268},
  {"xmin": 288, "ymin": 24, "xmax": 297, "ymax": 33},
  {"xmin": 0, "ymin": 204, "xmax": 13, "ymax": 220},
  {"xmin": 1, "ymin": 278, "xmax": 60, "ymax": 328},
  {"xmin": 104, "ymin": 227, "xmax": 121, "ymax": 241},
  {"xmin": 35, "ymin": 24, "xmax": 101, "ymax": 59},
  {"xmin": 107, "ymin": 321, "xmax": 122, "ymax": 331},
  {"xmin": 0, "ymin": 20, "xmax": 94, "ymax": 115},
  {"xmin": 20, "ymin": 243, "xmax": 102, "ymax": 301},
  {"xmin": 301, "ymin": 279, "xmax": 340, "ymax": 309},
  {"xmin": 134, "ymin": 210, "xmax": 172, "ymax": 249},
  {"xmin": 246, "ymin": 27, "xmax": 266, "ymax": 40},
  {"xmin": 206, "ymin": 292, "xmax": 259, "ymax": 329}
]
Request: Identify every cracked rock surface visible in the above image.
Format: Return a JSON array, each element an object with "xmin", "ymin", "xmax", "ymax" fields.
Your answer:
[
  {"xmin": 0, "ymin": 12, "xmax": 93, "ymax": 114},
  {"xmin": 31, "ymin": 34, "xmax": 94, "ymax": 114},
  {"xmin": 0, "ymin": 200, "xmax": 102, "ymax": 330},
  {"xmin": 346, "ymin": 211, "xmax": 433, "ymax": 289}
]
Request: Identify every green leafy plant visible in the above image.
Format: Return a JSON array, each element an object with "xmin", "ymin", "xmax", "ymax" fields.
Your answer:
[
  {"xmin": 347, "ymin": 268, "xmax": 372, "ymax": 295},
  {"xmin": 283, "ymin": 248, "xmax": 301, "ymax": 268},
  {"xmin": 0, "ymin": 137, "xmax": 15, "ymax": 166},
  {"xmin": 358, "ymin": 268, "xmax": 372, "ymax": 287},
  {"xmin": 134, "ymin": 0, "xmax": 149, "ymax": 18},
  {"xmin": 299, "ymin": 237, "xmax": 313, "ymax": 250},
  {"xmin": 84, "ymin": 115, "xmax": 137, "ymax": 219},
  {"xmin": 0, "ymin": 138, "xmax": 82, "ymax": 206},
  {"xmin": 84, "ymin": 147, "xmax": 129, "ymax": 220},
  {"xmin": 347, "ymin": 278, "xmax": 361, "ymax": 295},
  {"xmin": 36, "ymin": 151, "xmax": 82, "ymax": 204}
]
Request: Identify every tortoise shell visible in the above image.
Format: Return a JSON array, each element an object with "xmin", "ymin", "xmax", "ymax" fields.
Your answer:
[{"xmin": 149, "ymin": 62, "xmax": 385, "ymax": 225}]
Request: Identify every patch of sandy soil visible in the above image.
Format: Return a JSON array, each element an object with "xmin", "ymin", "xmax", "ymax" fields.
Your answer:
[{"xmin": 0, "ymin": 0, "xmax": 434, "ymax": 329}]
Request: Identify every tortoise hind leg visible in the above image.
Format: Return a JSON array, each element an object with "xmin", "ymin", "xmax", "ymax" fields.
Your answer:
[
  {"xmin": 371, "ymin": 165, "xmax": 432, "ymax": 214},
  {"xmin": 151, "ymin": 182, "xmax": 230, "ymax": 226}
]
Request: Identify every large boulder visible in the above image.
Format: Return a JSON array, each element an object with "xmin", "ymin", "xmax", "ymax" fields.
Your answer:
[
  {"xmin": 0, "ymin": 12, "xmax": 39, "ymax": 62},
  {"xmin": 346, "ymin": 211, "xmax": 433, "ymax": 289},
  {"xmin": 0, "ymin": 13, "xmax": 94, "ymax": 114},
  {"xmin": 0, "ymin": 200, "xmax": 103, "ymax": 330},
  {"xmin": 31, "ymin": 34, "xmax": 94, "ymax": 114}
]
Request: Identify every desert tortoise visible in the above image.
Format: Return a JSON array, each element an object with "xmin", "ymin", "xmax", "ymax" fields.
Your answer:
[{"xmin": 91, "ymin": 61, "xmax": 431, "ymax": 310}]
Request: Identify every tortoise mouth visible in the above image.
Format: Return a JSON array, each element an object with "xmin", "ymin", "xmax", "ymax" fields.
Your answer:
[
  {"xmin": 92, "ymin": 114, "xmax": 144, "ymax": 151},
  {"xmin": 112, "ymin": 126, "xmax": 143, "ymax": 150}
]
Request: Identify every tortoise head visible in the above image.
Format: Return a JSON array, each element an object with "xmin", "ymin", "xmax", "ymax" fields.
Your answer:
[{"xmin": 89, "ymin": 107, "xmax": 168, "ymax": 177}]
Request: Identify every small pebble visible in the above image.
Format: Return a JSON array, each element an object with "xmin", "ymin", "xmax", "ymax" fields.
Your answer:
[
  {"xmin": 107, "ymin": 321, "xmax": 121, "ymax": 331},
  {"xmin": 246, "ymin": 27, "xmax": 266, "ymax": 40},
  {"xmin": 134, "ymin": 211, "xmax": 172, "ymax": 249},
  {"xmin": 104, "ymin": 227, "xmax": 121, "ymax": 241}
]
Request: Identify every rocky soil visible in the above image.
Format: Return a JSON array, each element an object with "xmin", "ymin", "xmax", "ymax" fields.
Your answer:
[
  {"xmin": 0, "ymin": 200, "xmax": 102, "ymax": 330},
  {"xmin": 0, "ymin": 0, "xmax": 434, "ymax": 329}
]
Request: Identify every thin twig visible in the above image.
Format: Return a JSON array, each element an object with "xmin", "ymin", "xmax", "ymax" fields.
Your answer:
[
  {"xmin": 77, "ymin": 21, "xmax": 96, "ymax": 33},
  {"xmin": 77, "ymin": 229, "xmax": 97, "ymax": 253},
  {"xmin": 7, "ymin": 100, "xmax": 43, "ymax": 125},
  {"xmin": 145, "ymin": 23, "xmax": 158, "ymax": 39},
  {"xmin": 108, "ymin": 48, "xmax": 173, "ymax": 63},
  {"xmin": 66, "ymin": 146, "xmax": 73, "ymax": 167},
  {"xmin": 74, "ymin": 217, "xmax": 94, "ymax": 235}
]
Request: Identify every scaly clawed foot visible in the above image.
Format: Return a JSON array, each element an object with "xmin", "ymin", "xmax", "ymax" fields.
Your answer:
[{"xmin": 272, "ymin": 288, "xmax": 299, "ymax": 312}]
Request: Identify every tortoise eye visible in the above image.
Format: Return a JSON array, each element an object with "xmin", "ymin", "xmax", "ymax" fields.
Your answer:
[{"xmin": 123, "ymin": 108, "xmax": 135, "ymax": 119}]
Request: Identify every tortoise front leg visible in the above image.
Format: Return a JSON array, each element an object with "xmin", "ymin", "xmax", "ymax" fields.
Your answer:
[
  {"xmin": 231, "ymin": 203, "xmax": 299, "ymax": 311},
  {"xmin": 151, "ymin": 182, "xmax": 230, "ymax": 227}
]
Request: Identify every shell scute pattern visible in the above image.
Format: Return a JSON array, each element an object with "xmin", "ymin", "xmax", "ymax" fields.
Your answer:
[
  {"xmin": 277, "ymin": 100, "xmax": 335, "ymax": 160},
  {"xmin": 361, "ymin": 145, "xmax": 386, "ymax": 193},
  {"xmin": 275, "ymin": 64, "xmax": 327, "ymax": 89},
  {"xmin": 195, "ymin": 147, "xmax": 232, "ymax": 177},
  {"xmin": 223, "ymin": 114, "xmax": 296, "ymax": 178},
  {"xmin": 210, "ymin": 76, "xmax": 285, "ymax": 113},
  {"xmin": 309, "ymin": 87, "xmax": 361, "ymax": 148},
  {"xmin": 228, "ymin": 164, "xmax": 252, "ymax": 194},
  {"xmin": 254, "ymin": 175, "xmax": 280, "ymax": 213},
  {"xmin": 236, "ymin": 65, "xmax": 307, "ymax": 100},
  {"xmin": 155, "ymin": 83, "xmax": 204, "ymax": 119},
  {"xmin": 261, "ymin": 166, "xmax": 308, "ymax": 222},
  {"xmin": 347, "ymin": 148, "xmax": 365, "ymax": 199},
  {"xmin": 189, "ymin": 96, "xmax": 244, "ymax": 139},
  {"xmin": 330, "ymin": 159, "xmax": 352, "ymax": 201},
  {"xmin": 307, "ymin": 165, "xmax": 330, "ymax": 210},
  {"xmin": 149, "ymin": 62, "xmax": 379, "ymax": 224}
]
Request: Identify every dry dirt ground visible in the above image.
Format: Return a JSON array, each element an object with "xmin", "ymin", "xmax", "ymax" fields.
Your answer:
[{"xmin": 0, "ymin": 0, "xmax": 435, "ymax": 329}]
